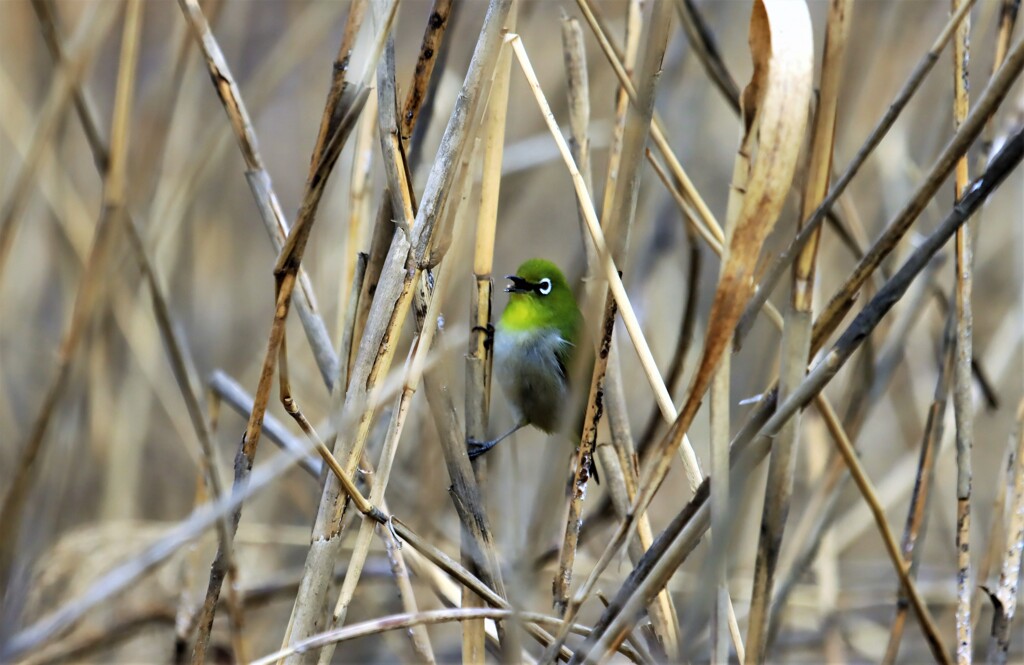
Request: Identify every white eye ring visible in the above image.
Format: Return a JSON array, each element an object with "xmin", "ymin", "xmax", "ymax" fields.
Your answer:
[{"xmin": 538, "ymin": 278, "xmax": 552, "ymax": 295}]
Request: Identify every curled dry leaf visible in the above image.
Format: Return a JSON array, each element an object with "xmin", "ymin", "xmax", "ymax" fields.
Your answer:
[{"xmin": 655, "ymin": 0, "xmax": 814, "ymax": 482}]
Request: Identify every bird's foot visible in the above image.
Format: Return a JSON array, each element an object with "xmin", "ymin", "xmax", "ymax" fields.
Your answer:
[
  {"xmin": 466, "ymin": 437, "xmax": 498, "ymax": 460},
  {"xmin": 471, "ymin": 323, "xmax": 495, "ymax": 350}
]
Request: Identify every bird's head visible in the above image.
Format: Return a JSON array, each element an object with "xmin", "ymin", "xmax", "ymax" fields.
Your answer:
[{"xmin": 500, "ymin": 258, "xmax": 580, "ymax": 340}]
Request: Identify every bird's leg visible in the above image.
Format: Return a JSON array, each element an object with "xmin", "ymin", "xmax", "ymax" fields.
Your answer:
[{"xmin": 467, "ymin": 418, "xmax": 527, "ymax": 460}]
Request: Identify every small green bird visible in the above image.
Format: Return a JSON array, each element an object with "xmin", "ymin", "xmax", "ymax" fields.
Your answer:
[{"xmin": 467, "ymin": 258, "xmax": 583, "ymax": 460}]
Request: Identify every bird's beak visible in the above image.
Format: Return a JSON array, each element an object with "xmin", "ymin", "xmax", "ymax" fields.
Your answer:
[{"xmin": 505, "ymin": 275, "xmax": 533, "ymax": 293}]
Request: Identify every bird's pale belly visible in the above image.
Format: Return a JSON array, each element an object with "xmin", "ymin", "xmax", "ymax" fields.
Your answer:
[{"xmin": 494, "ymin": 327, "xmax": 570, "ymax": 433}]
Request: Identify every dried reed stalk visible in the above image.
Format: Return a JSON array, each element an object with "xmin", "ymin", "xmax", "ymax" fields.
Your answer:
[
  {"xmin": 745, "ymin": 1, "xmax": 850, "ymax": 660},
  {"xmin": 987, "ymin": 399, "xmax": 1024, "ymax": 663},
  {"xmin": 949, "ymin": 2, "xmax": 974, "ymax": 661},
  {"xmin": 464, "ymin": 1, "xmax": 514, "ymax": 659}
]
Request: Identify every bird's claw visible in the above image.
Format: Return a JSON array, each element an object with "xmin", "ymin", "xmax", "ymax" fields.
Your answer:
[
  {"xmin": 386, "ymin": 516, "xmax": 402, "ymax": 549},
  {"xmin": 471, "ymin": 323, "xmax": 495, "ymax": 350},
  {"xmin": 466, "ymin": 437, "xmax": 494, "ymax": 460}
]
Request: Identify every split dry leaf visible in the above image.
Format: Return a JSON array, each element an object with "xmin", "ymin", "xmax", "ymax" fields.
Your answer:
[{"xmin": 642, "ymin": 0, "xmax": 814, "ymax": 520}]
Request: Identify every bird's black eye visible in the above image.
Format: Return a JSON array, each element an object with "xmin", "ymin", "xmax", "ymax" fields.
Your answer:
[{"xmin": 537, "ymin": 278, "xmax": 552, "ymax": 295}]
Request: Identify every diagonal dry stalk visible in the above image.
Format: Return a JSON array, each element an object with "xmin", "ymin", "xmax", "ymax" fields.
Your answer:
[
  {"xmin": 882, "ymin": 317, "xmax": 955, "ymax": 663},
  {"xmin": 207, "ymin": 379, "xmax": 585, "ymax": 663},
  {"xmin": 810, "ymin": 394, "xmax": 947, "ymax": 660},
  {"xmin": 570, "ymin": 125, "xmax": 1024, "ymax": 665},
  {"xmin": 671, "ymin": 0, "xmax": 739, "ymax": 114},
  {"xmin": 4, "ymin": 12, "xmax": 260, "ymax": 658},
  {"xmin": 180, "ymin": 0, "xmax": 351, "ymax": 390},
  {"xmin": 277, "ymin": 329, "xmax": 435, "ymax": 665},
  {"xmin": 762, "ymin": 32, "xmax": 1024, "ymax": 650},
  {"xmin": 574, "ymin": 0, "xmax": 724, "ymax": 251}
]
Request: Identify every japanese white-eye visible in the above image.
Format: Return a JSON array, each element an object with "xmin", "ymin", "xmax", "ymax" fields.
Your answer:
[{"xmin": 468, "ymin": 258, "xmax": 582, "ymax": 459}]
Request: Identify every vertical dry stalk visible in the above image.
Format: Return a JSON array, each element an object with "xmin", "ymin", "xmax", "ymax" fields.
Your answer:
[
  {"xmin": 973, "ymin": 0, "xmax": 1020, "ymax": 643},
  {"xmin": 562, "ymin": 14, "xmax": 596, "ymax": 268},
  {"xmin": 558, "ymin": 6, "xmax": 687, "ymax": 658},
  {"xmin": 987, "ymin": 398, "xmax": 1024, "ymax": 663},
  {"xmin": 746, "ymin": 1, "xmax": 851, "ymax": 660},
  {"xmin": 337, "ymin": 93, "xmax": 378, "ymax": 348},
  {"xmin": 311, "ymin": 3, "xmax": 456, "ymax": 656},
  {"xmin": 464, "ymin": 2, "xmax": 515, "ymax": 660},
  {"xmin": 950, "ymin": 2, "xmax": 974, "ymax": 661}
]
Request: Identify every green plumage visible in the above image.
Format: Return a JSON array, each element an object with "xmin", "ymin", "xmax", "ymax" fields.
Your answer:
[{"xmin": 467, "ymin": 258, "xmax": 583, "ymax": 459}]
